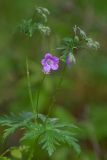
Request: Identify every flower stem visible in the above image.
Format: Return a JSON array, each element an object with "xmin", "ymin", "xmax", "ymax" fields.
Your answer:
[
  {"xmin": 26, "ymin": 57, "xmax": 36, "ymax": 116},
  {"xmin": 36, "ymin": 74, "xmax": 46, "ymax": 119},
  {"xmin": 47, "ymin": 65, "xmax": 66, "ymax": 117},
  {"xmin": 28, "ymin": 145, "xmax": 34, "ymax": 160}
]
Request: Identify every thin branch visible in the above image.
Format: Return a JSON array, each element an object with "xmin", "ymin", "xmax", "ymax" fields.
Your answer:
[
  {"xmin": 26, "ymin": 57, "xmax": 36, "ymax": 115},
  {"xmin": 36, "ymin": 74, "xmax": 46, "ymax": 118}
]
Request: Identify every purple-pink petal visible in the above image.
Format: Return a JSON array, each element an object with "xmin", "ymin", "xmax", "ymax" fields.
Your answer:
[
  {"xmin": 45, "ymin": 53, "xmax": 53, "ymax": 59},
  {"xmin": 41, "ymin": 53, "xmax": 59, "ymax": 74},
  {"xmin": 51, "ymin": 63, "xmax": 59, "ymax": 70},
  {"xmin": 53, "ymin": 56, "xmax": 59, "ymax": 63},
  {"xmin": 66, "ymin": 55, "xmax": 71, "ymax": 65},
  {"xmin": 41, "ymin": 59, "xmax": 46, "ymax": 65},
  {"xmin": 43, "ymin": 64, "xmax": 51, "ymax": 74}
]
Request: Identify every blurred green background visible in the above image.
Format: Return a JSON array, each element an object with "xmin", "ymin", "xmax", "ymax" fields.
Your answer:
[{"xmin": 0, "ymin": 0, "xmax": 107, "ymax": 159}]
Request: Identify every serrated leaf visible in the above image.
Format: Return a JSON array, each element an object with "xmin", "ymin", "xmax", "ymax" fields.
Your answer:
[
  {"xmin": 54, "ymin": 122, "xmax": 78, "ymax": 129},
  {"xmin": 40, "ymin": 130, "xmax": 57, "ymax": 156},
  {"xmin": 0, "ymin": 112, "xmax": 35, "ymax": 139},
  {"xmin": 39, "ymin": 119, "xmax": 80, "ymax": 156},
  {"xmin": 3, "ymin": 127, "xmax": 17, "ymax": 139},
  {"xmin": 21, "ymin": 123, "xmax": 44, "ymax": 142},
  {"xmin": 70, "ymin": 141, "xmax": 81, "ymax": 154},
  {"xmin": 0, "ymin": 113, "xmax": 80, "ymax": 157}
]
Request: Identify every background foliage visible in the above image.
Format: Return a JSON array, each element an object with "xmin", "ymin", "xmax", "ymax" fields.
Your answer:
[{"xmin": 0, "ymin": 0, "xmax": 107, "ymax": 160}]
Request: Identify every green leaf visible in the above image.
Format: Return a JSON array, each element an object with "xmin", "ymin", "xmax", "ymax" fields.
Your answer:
[
  {"xmin": 11, "ymin": 148, "xmax": 22, "ymax": 159},
  {"xmin": 0, "ymin": 113, "xmax": 80, "ymax": 157},
  {"xmin": 0, "ymin": 112, "xmax": 35, "ymax": 139},
  {"xmin": 39, "ymin": 119, "xmax": 80, "ymax": 156},
  {"xmin": 70, "ymin": 141, "xmax": 81, "ymax": 154},
  {"xmin": 21, "ymin": 123, "xmax": 44, "ymax": 142},
  {"xmin": 40, "ymin": 129, "xmax": 58, "ymax": 156}
]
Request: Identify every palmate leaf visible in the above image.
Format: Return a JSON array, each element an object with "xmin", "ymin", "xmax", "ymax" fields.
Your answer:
[
  {"xmin": 40, "ymin": 119, "xmax": 80, "ymax": 156},
  {"xmin": 21, "ymin": 123, "xmax": 44, "ymax": 141},
  {"xmin": 40, "ymin": 129, "xmax": 59, "ymax": 156},
  {"xmin": 21, "ymin": 116, "xmax": 80, "ymax": 156},
  {"xmin": 0, "ymin": 112, "xmax": 80, "ymax": 156},
  {"xmin": 0, "ymin": 112, "xmax": 47, "ymax": 139},
  {"xmin": 54, "ymin": 129, "xmax": 80, "ymax": 154},
  {"xmin": 3, "ymin": 127, "xmax": 18, "ymax": 139},
  {"xmin": 0, "ymin": 112, "xmax": 34, "ymax": 139},
  {"xmin": 21, "ymin": 121, "xmax": 57, "ymax": 156}
]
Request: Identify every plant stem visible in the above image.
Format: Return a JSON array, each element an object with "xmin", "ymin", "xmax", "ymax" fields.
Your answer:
[
  {"xmin": 26, "ymin": 57, "xmax": 36, "ymax": 116},
  {"xmin": 84, "ymin": 106, "xmax": 101, "ymax": 160},
  {"xmin": 36, "ymin": 74, "xmax": 46, "ymax": 119},
  {"xmin": 47, "ymin": 65, "xmax": 66, "ymax": 118},
  {"xmin": 28, "ymin": 147, "xmax": 33, "ymax": 160},
  {"xmin": 0, "ymin": 148, "xmax": 10, "ymax": 157},
  {"xmin": 87, "ymin": 123, "xmax": 101, "ymax": 160}
]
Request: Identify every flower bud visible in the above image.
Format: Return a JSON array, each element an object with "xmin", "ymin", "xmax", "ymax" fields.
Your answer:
[
  {"xmin": 74, "ymin": 36, "xmax": 79, "ymax": 43},
  {"xmin": 66, "ymin": 53, "xmax": 76, "ymax": 65}
]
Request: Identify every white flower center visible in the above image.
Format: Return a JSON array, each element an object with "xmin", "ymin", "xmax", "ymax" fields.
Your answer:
[{"xmin": 47, "ymin": 59, "xmax": 52, "ymax": 65}]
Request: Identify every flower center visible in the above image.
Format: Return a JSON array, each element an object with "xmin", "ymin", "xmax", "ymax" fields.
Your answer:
[{"xmin": 47, "ymin": 59, "xmax": 52, "ymax": 65}]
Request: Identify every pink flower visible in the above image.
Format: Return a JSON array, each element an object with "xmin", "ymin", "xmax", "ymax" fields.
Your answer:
[{"xmin": 41, "ymin": 53, "xmax": 59, "ymax": 74}]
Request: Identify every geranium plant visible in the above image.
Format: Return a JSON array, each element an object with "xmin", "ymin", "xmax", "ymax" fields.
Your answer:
[{"xmin": 0, "ymin": 6, "xmax": 100, "ymax": 160}]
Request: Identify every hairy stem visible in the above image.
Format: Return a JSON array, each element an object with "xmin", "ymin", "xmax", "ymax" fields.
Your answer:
[
  {"xmin": 36, "ymin": 74, "xmax": 46, "ymax": 118},
  {"xmin": 26, "ymin": 57, "xmax": 36, "ymax": 115}
]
